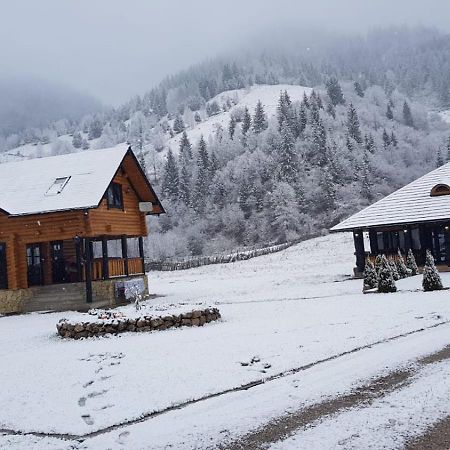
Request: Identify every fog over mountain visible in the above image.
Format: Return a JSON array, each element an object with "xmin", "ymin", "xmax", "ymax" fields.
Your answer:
[{"xmin": 2, "ymin": 0, "xmax": 450, "ymax": 104}]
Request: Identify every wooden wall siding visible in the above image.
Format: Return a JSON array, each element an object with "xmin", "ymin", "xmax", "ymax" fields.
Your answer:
[
  {"xmin": 121, "ymin": 153, "xmax": 164, "ymax": 214},
  {"xmin": 87, "ymin": 169, "xmax": 148, "ymax": 237},
  {"xmin": 128, "ymin": 258, "xmax": 144, "ymax": 275}
]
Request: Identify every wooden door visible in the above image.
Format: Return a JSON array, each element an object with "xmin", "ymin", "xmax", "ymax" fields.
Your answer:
[
  {"xmin": 0, "ymin": 243, "xmax": 7, "ymax": 289},
  {"xmin": 27, "ymin": 244, "xmax": 43, "ymax": 286},
  {"xmin": 51, "ymin": 241, "xmax": 67, "ymax": 283}
]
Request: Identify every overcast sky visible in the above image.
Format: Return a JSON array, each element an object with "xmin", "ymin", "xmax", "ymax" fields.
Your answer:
[{"xmin": 2, "ymin": 0, "xmax": 449, "ymax": 105}]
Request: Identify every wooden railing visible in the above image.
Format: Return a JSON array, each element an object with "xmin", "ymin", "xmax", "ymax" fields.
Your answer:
[{"xmin": 90, "ymin": 257, "xmax": 144, "ymax": 280}]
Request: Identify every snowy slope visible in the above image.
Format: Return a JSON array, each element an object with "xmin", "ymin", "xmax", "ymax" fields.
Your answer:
[
  {"xmin": 3, "ymin": 233, "xmax": 450, "ymax": 450},
  {"xmin": 439, "ymin": 109, "xmax": 450, "ymax": 124},
  {"xmin": 166, "ymin": 84, "xmax": 312, "ymax": 152}
]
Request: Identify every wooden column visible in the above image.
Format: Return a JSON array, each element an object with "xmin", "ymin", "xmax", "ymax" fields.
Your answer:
[
  {"xmin": 138, "ymin": 236, "xmax": 145, "ymax": 274},
  {"xmin": 404, "ymin": 227, "xmax": 413, "ymax": 251},
  {"xmin": 84, "ymin": 237, "xmax": 93, "ymax": 303},
  {"xmin": 121, "ymin": 237, "xmax": 129, "ymax": 277},
  {"xmin": 101, "ymin": 237, "xmax": 109, "ymax": 280},
  {"xmin": 368, "ymin": 229, "xmax": 378, "ymax": 255},
  {"xmin": 444, "ymin": 226, "xmax": 450, "ymax": 266},
  {"xmin": 353, "ymin": 230, "xmax": 365, "ymax": 273}
]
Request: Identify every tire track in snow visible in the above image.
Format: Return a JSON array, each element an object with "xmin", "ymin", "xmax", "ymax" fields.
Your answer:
[
  {"xmin": 1, "ymin": 320, "xmax": 450, "ymax": 442},
  {"xmin": 223, "ymin": 345, "xmax": 450, "ymax": 450}
]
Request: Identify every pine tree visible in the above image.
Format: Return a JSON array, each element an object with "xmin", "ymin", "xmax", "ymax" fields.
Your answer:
[
  {"xmin": 422, "ymin": 250, "xmax": 444, "ymax": 291},
  {"xmin": 363, "ymin": 259, "xmax": 377, "ymax": 290},
  {"xmin": 386, "ymin": 103, "xmax": 394, "ymax": 120},
  {"xmin": 396, "ymin": 249, "xmax": 410, "ymax": 278},
  {"xmin": 326, "ymin": 102, "xmax": 336, "ymax": 119},
  {"xmin": 173, "ymin": 115, "xmax": 185, "ymax": 134},
  {"xmin": 377, "ymin": 255, "xmax": 397, "ymax": 293},
  {"xmin": 382, "ymin": 129, "xmax": 391, "ymax": 149},
  {"xmin": 194, "ymin": 112, "xmax": 202, "ymax": 123},
  {"xmin": 446, "ymin": 137, "xmax": 450, "ymax": 163},
  {"xmin": 277, "ymin": 90, "xmax": 294, "ymax": 131},
  {"xmin": 374, "ymin": 254, "xmax": 383, "ymax": 275},
  {"xmin": 437, "ymin": 147, "xmax": 444, "ymax": 167},
  {"xmin": 228, "ymin": 117, "xmax": 237, "ymax": 139},
  {"xmin": 81, "ymin": 138, "xmax": 90, "ymax": 150},
  {"xmin": 179, "ymin": 131, "xmax": 193, "ymax": 161},
  {"xmin": 195, "ymin": 136, "xmax": 210, "ymax": 211},
  {"xmin": 253, "ymin": 100, "xmax": 268, "ymax": 133},
  {"xmin": 390, "ymin": 131, "xmax": 398, "ymax": 147},
  {"xmin": 313, "ymin": 119, "xmax": 327, "ymax": 166},
  {"xmin": 361, "ymin": 150, "xmax": 373, "ymax": 201},
  {"xmin": 406, "ymin": 249, "xmax": 419, "ymax": 276},
  {"xmin": 242, "ymin": 107, "xmax": 252, "ymax": 134},
  {"xmin": 403, "ymin": 101, "xmax": 414, "ymax": 127},
  {"xmin": 326, "ymin": 77, "xmax": 345, "ymax": 106},
  {"xmin": 299, "ymin": 103, "xmax": 308, "ymax": 133},
  {"xmin": 162, "ymin": 148, "xmax": 179, "ymax": 199},
  {"xmin": 277, "ymin": 122, "xmax": 297, "ymax": 183},
  {"xmin": 365, "ymin": 134, "xmax": 376, "ymax": 153},
  {"xmin": 178, "ymin": 159, "xmax": 191, "ymax": 206},
  {"xmin": 354, "ymin": 81, "xmax": 364, "ymax": 97},
  {"xmin": 302, "ymin": 92, "xmax": 310, "ymax": 109},
  {"xmin": 72, "ymin": 131, "xmax": 82, "ymax": 149},
  {"xmin": 347, "ymin": 103, "xmax": 362, "ymax": 144}
]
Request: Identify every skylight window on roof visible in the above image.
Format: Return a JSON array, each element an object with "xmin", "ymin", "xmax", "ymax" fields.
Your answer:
[{"xmin": 45, "ymin": 176, "xmax": 71, "ymax": 196}]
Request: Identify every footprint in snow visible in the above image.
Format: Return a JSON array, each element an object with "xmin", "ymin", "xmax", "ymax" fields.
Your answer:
[
  {"xmin": 78, "ymin": 397, "xmax": 86, "ymax": 407},
  {"xmin": 81, "ymin": 414, "xmax": 94, "ymax": 425}
]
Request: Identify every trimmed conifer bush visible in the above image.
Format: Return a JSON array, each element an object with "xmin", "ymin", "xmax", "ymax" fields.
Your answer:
[
  {"xmin": 377, "ymin": 255, "xmax": 397, "ymax": 293},
  {"xmin": 396, "ymin": 249, "xmax": 410, "ymax": 278},
  {"xmin": 422, "ymin": 250, "xmax": 443, "ymax": 292},
  {"xmin": 374, "ymin": 254, "xmax": 383, "ymax": 275},
  {"xmin": 389, "ymin": 258, "xmax": 400, "ymax": 281},
  {"xmin": 363, "ymin": 259, "xmax": 378, "ymax": 290},
  {"xmin": 406, "ymin": 249, "xmax": 419, "ymax": 276}
]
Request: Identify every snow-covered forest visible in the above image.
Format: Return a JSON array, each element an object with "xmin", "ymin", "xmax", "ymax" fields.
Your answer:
[{"xmin": 2, "ymin": 26, "xmax": 450, "ymax": 260}]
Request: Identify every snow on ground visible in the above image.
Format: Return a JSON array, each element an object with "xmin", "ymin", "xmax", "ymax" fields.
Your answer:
[
  {"xmin": 2, "ymin": 233, "xmax": 450, "ymax": 449},
  {"xmin": 166, "ymin": 84, "xmax": 312, "ymax": 152},
  {"xmin": 270, "ymin": 358, "xmax": 450, "ymax": 450},
  {"xmin": 439, "ymin": 109, "xmax": 450, "ymax": 124}
]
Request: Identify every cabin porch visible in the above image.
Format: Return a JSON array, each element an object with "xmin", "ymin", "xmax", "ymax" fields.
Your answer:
[
  {"xmin": 0, "ymin": 236, "xmax": 148, "ymax": 314},
  {"xmin": 352, "ymin": 223, "xmax": 450, "ymax": 277}
]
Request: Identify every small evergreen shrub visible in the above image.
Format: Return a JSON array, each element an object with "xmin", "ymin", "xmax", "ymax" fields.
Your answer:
[
  {"xmin": 396, "ymin": 249, "xmax": 410, "ymax": 278},
  {"xmin": 389, "ymin": 258, "xmax": 400, "ymax": 281},
  {"xmin": 363, "ymin": 259, "xmax": 378, "ymax": 290},
  {"xmin": 422, "ymin": 250, "xmax": 444, "ymax": 292},
  {"xmin": 377, "ymin": 255, "xmax": 397, "ymax": 293},
  {"xmin": 374, "ymin": 254, "xmax": 383, "ymax": 275},
  {"xmin": 406, "ymin": 249, "xmax": 419, "ymax": 276}
]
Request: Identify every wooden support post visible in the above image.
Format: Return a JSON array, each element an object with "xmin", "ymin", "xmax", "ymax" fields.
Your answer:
[
  {"xmin": 404, "ymin": 227, "xmax": 412, "ymax": 251},
  {"xmin": 368, "ymin": 229, "xmax": 378, "ymax": 255},
  {"xmin": 138, "ymin": 236, "xmax": 145, "ymax": 274},
  {"xmin": 444, "ymin": 226, "xmax": 450, "ymax": 266},
  {"xmin": 84, "ymin": 237, "xmax": 93, "ymax": 303},
  {"xmin": 353, "ymin": 230, "xmax": 365, "ymax": 273},
  {"xmin": 102, "ymin": 237, "xmax": 109, "ymax": 280},
  {"xmin": 121, "ymin": 237, "xmax": 129, "ymax": 277}
]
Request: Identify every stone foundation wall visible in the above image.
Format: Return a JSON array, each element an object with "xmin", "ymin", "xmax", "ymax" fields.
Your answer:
[
  {"xmin": 56, "ymin": 307, "xmax": 221, "ymax": 339},
  {"xmin": 0, "ymin": 289, "xmax": 32, "ymax": 314}
]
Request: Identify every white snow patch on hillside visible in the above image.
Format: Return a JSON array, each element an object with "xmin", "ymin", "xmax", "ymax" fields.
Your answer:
[
  {"xmin": 166, "ymin": 84, "xmax": 312, "ymax": 153},
  {"xmin": 438, "ymin": 109, "xmax": 450, "ymax": 124}
]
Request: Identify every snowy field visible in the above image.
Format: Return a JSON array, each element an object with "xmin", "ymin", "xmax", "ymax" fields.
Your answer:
[{"xmin": 2, "ymin": 233, "xmax": 450, "ymax": 449}]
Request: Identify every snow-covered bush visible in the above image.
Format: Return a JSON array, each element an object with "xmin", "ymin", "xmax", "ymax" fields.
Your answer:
[
  {"xmin": 389, "ymin": 258, "xmax": 400, "ymax": 281},
  {"xmin": 377, "ymin": 255, "xmax": 397, "ymax": 293},
  {"xmin": 396, "ymin": 249, "xmax": 411, "ymax": 278},
  {"xmin": 363, "ymin": 259, "xmax": 377, "ymax": 290},
  {"xmin": 406, "ymin": 249, "xmax": 419, "ymax": 275},
  {"xmin": 422, "ymin": 250, "xmax": 443, "ymax": 292}
]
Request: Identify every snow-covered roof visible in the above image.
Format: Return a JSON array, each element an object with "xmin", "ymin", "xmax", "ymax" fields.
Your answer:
[
  {"xmin": 0, "ymin": 144, "xmax": 136, "ymax": 216},
  {"xmin": 331, "ymin": 162, "xmax": 450, "ymax": 232}
]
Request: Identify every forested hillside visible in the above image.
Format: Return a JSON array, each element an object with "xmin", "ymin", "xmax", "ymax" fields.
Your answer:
[{"xmin": 1, "ymin": 26, "xmax": 450, "ymax": 260}]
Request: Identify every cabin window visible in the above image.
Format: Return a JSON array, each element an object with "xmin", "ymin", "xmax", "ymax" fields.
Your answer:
[
  {"xmin": 127, "ymin": 238, "xmax": 141, "ymax": 258},
  {"xmin": 46, "ymin": 176, "xmax": 70, "ymax": 195},
  {"xmin": 107, "ymin": 182, "xmax": 123, "ymax": 209},
  {"xmin": 431, "ymin": 184, "xmax": 450, "ymax": 196},
  {"xmin": 107, "ymin": 239, "xmax": 123, "ymax": 258}
]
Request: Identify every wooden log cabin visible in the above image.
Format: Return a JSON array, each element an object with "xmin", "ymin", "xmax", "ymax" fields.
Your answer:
[
  {"xmin": 0, "ymin": 144, "xmax": 164, "ymax": 313},
  {"xmin": 331, "ymin": 163, "xmax": 450, "ymax": 276}
]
